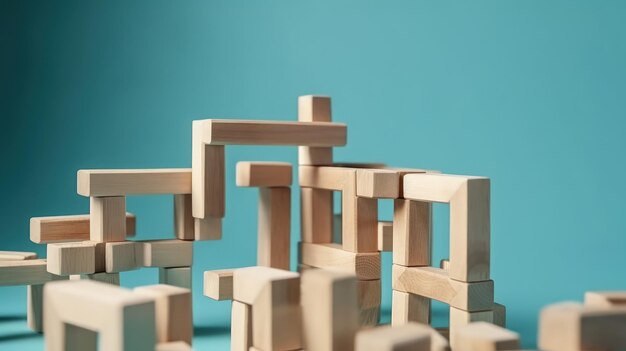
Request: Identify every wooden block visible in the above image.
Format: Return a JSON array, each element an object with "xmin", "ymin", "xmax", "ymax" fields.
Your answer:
[
  {"xmin": 585, "ymin": 291, "xmax": 626, "ymax": 308},
  {"xmin": 192, "ymin": 122, "xmax": 225, "ymax": 219},
  {"xmin": 203, "ymin": 269, "xmax": 234, "ymax": 301},
  {"xmin": 392, "ymin": 290, "xmax": 430, "ymax": 325},
  {"xmin": 299, "ymin": 165, "xmax": 353, "ymax": 191},
  {"xmin": 440, "ymin": 259, "xmax": 450, "ymax": 271},
  {"xmin": 80, "ymin": 272, "xmax": 121, "ymax": 285},
  {"xmin": 77, "ymin": 169, "xmax": 191, "ymax": 196},
  {"xmin": 232, "ymin": 266, "xmax": 299, "ymax": 305},
  {"xmin": 44, "ymin": 280, "xmax": 156, "ymax": 351},
  {"xmin": 358, "ymin": 279, "xmax": 382, "ymax": 310},
  {"xmin": 301, "ymin": 269, "xmax": 359, "ymax": 351},
  {"xmin": 159, "ymin": 267, "xmax": 192, "ymax": 289},
  {"xmin": 106, "ymin": 241, "xmax": 139, "ymax": 273},
  {"xmin": 455, "ymin": 322, "xmax": 520, "ymax": 351},
  {"xmin": 300, "ymin": 188, "xmax": 333, "ymax": 243},
  {"xmin": 194, "ymin": 216, "xmax": 222, "ymax": 240},
  {"xmin": 355, "ymin": 323, "xmax": 432, "ymax": 351},
  {"xmin": 393, "ymin": 199, "xmax": 431, "ymax": 266},
  {"xmin": 449, "ymin": 307, "xmax": 494, "ymax": 350},
  {"xmin": 538, "ymin": 301, "xmax": 626, "ymax": 351},
  {"xmin": 378, "ymin": 221, "xmax": 393, "ymax": 252},
  {"xmin": 236, "ymin": 161, "xmax": 292, "ymax": 187},
  {"xmin": 195, "ymin": 119, "xmax": 347, "ymax": 146},
  {"xmin": 0, "ymin": 259, "xmax": 64, "ymax": 286},
  {"xmin": 0, "ymin": 251, "xmax": 37, "ymax": 260},
  {"xmin": 231, "ymin": 300, "xmax": 252, "ymax": 351},
  {"xmin": 298, "ymin": 95, "xmax": 333, "ymax": 166},
  {"xmin": 403, "ymin": 174, "xmax": 490, "ymax": 282},
  {"xmin": 493, "ymin": 303, "xmax": 506, "ymax": 327},
  {"xmin": 30, "ymin": 213, "xmax": 136, "ymax": 243},
  {"xmin": 385, "ymin": 167, "xmax": 429, "ymax": 197},
  {"xmin": 258, "ymin": 187, "xmax": 291, "ymax": 270},
  {"xmin": 300, "ymin": 242, "xmax": 381, "ymax": 280},
  {"xmin": 27, "ymin": 284, "xmax": 44, "ymax": 332},
  {"xmin": 139, "ymin": 240, "xmax": 193, "ymax": 268},
  {"xmin": 47, "ymin": 242, "xmax": 96, "ymax": 275},
  {"xmin": 392, "ymin": 265, "xmax": 494, "ymax": 311},
  {"xmin": 359, "ymin": 306, "xmax": 381, "ymax": 327},
  {"xmin": 156, "ymin": 342, "xmax": 192, "ymax": 351},
  {"xmin": 90, "ymin": 196, "xmax": 127, "ymax": 242},
  {"xmin": 134, "ymin": 284, "xmax": 193, "ymax": 344},
  {"xmin": 174, "ymin": 194, "xmax": 194, "ymax": 240},
  {"xmin": 357, "ymin": 169, "xmax": 399, "ymax": 198}
]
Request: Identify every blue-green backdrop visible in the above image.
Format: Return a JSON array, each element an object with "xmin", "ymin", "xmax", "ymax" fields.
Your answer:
[{"xmin": 2, "ymin": 0, "xmax": 626, "ymax": 349}]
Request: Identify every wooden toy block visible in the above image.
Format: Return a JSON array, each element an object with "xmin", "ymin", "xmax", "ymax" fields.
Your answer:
[
  {"xmin": 356, "ymin": 169, "xmax": 399, "ymax": 198},
  {"xmin": 299, "ymin": 242, "xmax": 381, "ymax": 280},
  {"xmin": 231, "ymin": 300, "xmax": 253, "ymax": 351},
  {"xmin": 384, "ymin": 167, "xmax": 429, "ymax": 197},
  {"xmin": 455, "ymin": 322, "xmax": 519, "ymax": 351},
  {"xmin": 233, "ymin": 266, "xmax": 302, "ymax": 351},
  {"xmin": 301, "ymin": 269, "xmax": 359, "ymax": 351},
  {"xmin": 203, "ymin": 269, "xmax": 234, "ymax": 300},
  {"xmin": 159, "ymin": 267, "xmax": 192, "ymax": 289},
  {"xmin": 236, "ymin": 161, "xmax": 292, "ymax": 187},
  {"xmin": 134, "ymin": 284, "xmax": 193, "ymax": 344},
  {"xmin": 300, "ymin": 188, "xmax": 333, "ymax": 243},
  {"xmin": 258, "ymin": 187, "xmax": 291, "ymax": 270},
  {"xmin": 77, "ymin": 169, "xmax": 192, "ymax": 196},
  {"xmin": 174, "ymin": 194, "xmax": 194, "ymax": 240},
  {"xmin": 44, "ymin": 280, "xmax": 156, "ymax": 351},
  {"xmin": 538, "ymin": 301, "xmax": 626, "ymax": 351},
  {"xmin": 377, "ymin": 221, "xmax": 393, "ymax": 252},
  {"xmin": 403, "ymin": 174, "xmax": 490, "ymax": 282},
  {"xmin": 391, "ymin": 290, "xmax": 431, "ymax": 325},
  {"xmin": 355, "ymin": 323, "xmax": 432, "ymax": 351},
  {"xmin": 359, "ymin": 306, "xmax": 381, "ymax": 327},
  {"xmin": 449, "ymin": 307, "xmax": 494, "ymax": 350},
  {"xmin": 194, "ymin": 119, "xmax": 347, "ymax": 146},
  {"xmin": 30, "ymin": 213, "xmax": 136, "ymax": 243},
  {"xmin": 0, "ymin": 251, "xmax": 37, "ymax": 260},
  {"xmin": 0, "ymin": 259, "xmax": 65, "ymax": 286},
  {"xmin": 493, "ymin": 303, "xmax": 506, "ymax": 327},
  {"xmin": 440, "ymin": 259, "xmax": 450, "ymax": 271},
  {"xmin": 139, "ymin": 240, "xmax": 193, "ymax": 268},
  {"xmin": 358, "ymin": 279, "xmax": 382, "ymax": 310},
  {"xmin": 79, "ymin": 272, "xmax": 121, "ymax": 285},
  {"xmin": 192, "ymin": 122, "xmax": 225, "ymax": 219},
  {"xmin": 299, "ymin": 165, "xmax": 353, "ymax": 191},
  {"xmin": 392, "ymin": 265, "xmax": 494, "ymax": 311},
  {"xmin": 156, "ymin": 341, "xmax": 192, "ymax": 351},
  {"xmin": 298, "ymin": 95, "xmax": 333, "ymax": 165},
  {"xmin": 194, "ymin": 216, "xmax": 222, "ymax": 240},
  {"xmin": 47, "ymin": 242, "xmax": 97, "ymax": 275},
  {"xmin": 393, "ymin": 199, "xmax": 431, "ymax": 266},
  {"xmin": 90, "ymin": 196, "xmax": 127, "ymax": 242},
  {"xmin": 584, "ymin": 291, "xmax": 626, "ymax": 308},
  {"xmin": 106, "ymin": 241, "xmax": 139, "ymax": 273},
  {"xmin": 27, "ymin": 284, "xmax": 44, "ymax": 332}
]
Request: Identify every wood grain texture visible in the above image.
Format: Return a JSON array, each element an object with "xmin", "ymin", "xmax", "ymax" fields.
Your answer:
[
  {"xmin": 134, "ymin": 284, "xmax": 193, "ymax": 345},
  {"xmin": 231, "ymin": 301, "xmax": 252, "ymax": 351},
  {"xmin": 139, "ymin": 240, "xmax": 193, "ymax": 268},
  {"xmin": 298, "ymin": 95, "xmax": 334, "ymax": 165},
  {"xmin": 300, "ymin": 242, "xmax": 381, "ymax": 280},
  {"xmin": 300, "ymin": 188, "xmax": 333, "ymax": 243},
  {"xmin": 391, "ymin": 290, "xmax": 430, "ymax": 325},
  {"xmin": 77, "ymin": 169, "xmax": 191, "ymax": 196},
  {"xmin": 106, "ymin": 241, "xmax": 139, "ymax": 273},
  {"xmin": 236, "ymin": 161, "xmax": 292, "ymax": 187},
  {"xmin": 355, "ymin": 323, "xmax": 431, "ymax": 351},
  {"xmin": 192, "ymin": 123, "xmax": 225, "ymax": 219},
  {"xmin": 393, "ymin": 199, "xmax": 431, "ymax": 266},
  {"xmin": 203, "ymin": 269, "xmax": 234, "ymax": 301},
  {"xmin": 30, "ymin": 213, "xmax": 136, "ymax": 244},
  {"xmin": 258, "ymin": 187, "xmax": 291, "ymax": 270},
  {"xmin": 159, "ymin": 267, "xmax": 192, "ymax": 289},
  {"xmin": 90, "ymin": 196, "xmax": 127, "ymax": 242},
  {"xmin": 47, "ymin": 242, "xmax": 96, "ymax": 276},
  {"xmin": 455, "ymin": 322, "xmax": 520, "ymax": 351},
  {"xmin": 193, "ymin": 216, "xmax": 222, "ymax": 241},
  {"xmin": 356, "ymin": 169, "xmax": 399, "ymax": 198}
]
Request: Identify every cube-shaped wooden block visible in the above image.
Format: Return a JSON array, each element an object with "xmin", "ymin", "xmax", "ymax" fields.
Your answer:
[
  {"xmin": 134, "ymin": 284, "xmax": 193, "ymax": 344},
  {"xmin": 47, "ymin": 242, "xmax": 96, "ymax": 275}
]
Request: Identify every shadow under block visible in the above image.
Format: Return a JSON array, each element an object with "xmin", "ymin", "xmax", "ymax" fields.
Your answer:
[
  {"xmin": 0, "ymin": 251, "xmax": 37, "ymax": 260},
  {"xmin": 403, "ymin": 173, "xmax": 490, "ymax": 282},
  {"xmin": 355, "ymin": 323, "xmax": 432, "ymax": 351},
  {"xmin": 44, "ymin": 280, "xmax": 156, "ymax": 351},
  {"xmin": 298, "ymin": 95, "xmax": 333, "ymax": 165},
  {"xmin": 30, "ymin": 213, "xmax": 136, "ymax": 244},
  {"xmin": 455, "ymin": 322, "xmax": 520, "ymax": 351},
  {"xmin": 203, "ymin": 269, "xmax": 234, "ymax": 301},
  {"xmin": 0, "ymin": 259, "xmax": 64, "ymax": 286},
  {"xmin": 392, "ymin": 290, "xmax": 431, "ymax": 325},
  {"xmin": 231, "ymin": 300, "xmax": 252, "ymax": 351},
  {"xmin": 191, "ymin": 124, "xmax": 225, "ymax": 219},
  {"xmin": 300, "ymin": 188, "xmax": 333, "ymax": 243},
  {"xmin": 258, "ymin": 187, "xmax": 291, "ymax": 270},
  {"xmin": 378, "ymin": 221, "xmax": 393, "ymax": 252},
  {"xmin": 134, "ymin": 284, "xmax": 193, "ymax": 345},
  {"xmin": 90, "ymin": 196, "xmax": 127, "ymax": 242},
  {"xmin": 538, "ymin": 302, "xmax": 626, "ymax": 351},
  {"xmin": 156, "ymin": 341, "xmax": 192, "ymax": 351},
  {"xmin": 106, "ymin": 241, "xmax": 139, "ymax": 273},
  {"xmin": 159, "ymin": 267, "xmax": 192, "ymax": 289},
  {"xmin": 27, "ymin": 284, "xmax": 44, "ymax": 332},
  {"xmin": 236, "ymin": 161, "xmax": 293, "ymax": 187},
  {"xmin": 299, "ymin": 242, "xmax": 381, "ymax": 280},
  {"xmin": 301, "ymin": 269, "xmax": 359, "ymax": 351},
  {"xmin": 174, "ymin": 194, "xmax": 194, "ymax": 240},
  {"xmin": 77, "ymin": 169, "xmax": 192, "ymax": 196},
  {"xmin": 47, "ymin": 242, "xmax": 97, "ymax": 276},
  {"xmin": 392, "ymin": 265, "xmax": 494, "ymax": 311},
  {"xmin": 584, "ymin": 291, "xmax": 626, "ymax": 308},
  {"xmin": 233, "ymin": 266, "xmax": 302, "ymax": 351},
  {"xmin": 393, "ymin": 200, "xmax": 431, "ymax": 266},
  {"xmin": 139, "ymin": 240, "xmax": 193, "ymax": 268}
]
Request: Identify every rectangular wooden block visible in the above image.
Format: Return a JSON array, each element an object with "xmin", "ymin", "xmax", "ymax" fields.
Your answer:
[
  {"xmin": 236, "ymin": 162, "xmax": 292, "ymax": 187},
  {"xmin": 393, "ymin": 199, "xmax": 431, "ymax": 266},
  {"xmin": 356, "ymin": 169, "xmax": 399, "ymax": 198},
  {"xmin": 30, "ymin": 213, "xmax": 136, "ymax": 244},
  {"xmin": 300, "ymin": 188, "xmax": 333, "ymax": 243},
  {"xmin": 585, "ymin": 291, "xmax": 626, "ymax": 308},
  {"xmin": 140, "ymin": 240, "xmax": 193, "ymax": 268},
  {"xmin": 298, "ymin": 95, "xmax": 333, "ymax": 166},
  {"xmin": 449, "ymin": 307, "xmax": 494, "ymax": 350},
  {"xmin": 90, "ymin": 196, "xmax": 127, "ymax": 242},
  {"xmin": 355, "ymin": 324, "xmax": 431, "ymax": 351},
  {"xmin": 191, "ymin": 123, "xmax": 225, "ymax": 219},
  {"xmin": 358, "ymin": 279, "xmax": 382, "ymax": 310},
  {"xmin": 174, "ymin": 194, "xmax": 194, "ymax": 240},
  {"xmin": 77, "ymin": 169, "xmax": 192, "ymax": 196},
  {"xmin": 27, "ymin": 284, "xmax": 44, "ymax": 332},
  {"xmin": 159, "ymin": 267, "xmax": 192, "ymax": 289},
  {"xmin": 0, "ymin": 260, "xmax": 64, "ymax": 286},
  {"xmin": 455, "ymin": 322, "xmax": 520, "ymax": 351},
  {"xmin": 134, "ymin": 284, "xmax": 193, "ymax": 344},
  {"xmin": 203, "ymin": 269, "xmax": 234, "ymax": 301},
  {"xmin": 47, "ymin": 242, "xmax": 96, "ymax": 276},
  {"xmin": 0, "ymin": 251, "xmax": 37, "ymax": 260},
  {"xmin": 391, "ymin": 290, "xmax": 431, "ymax": 325},
  {"xmin": 300, "ymin": 242, "xmax": 381, "ymax": 280},
  {"xmin": 378, "ymin": 221, "xmax": 393, "ymax": 252},
  {"xmin": 258, "ymin": 187, "xmax": 291, "ymax": 270},
  {"xmin": 231, "ymin": 300, "xmax": 252, "ymax": 351},
  {"xmin": 106, "ymin": 241, "xmax": 139, "ymax": 273},
  {"xmin": 392, "ymin": 265, "xmax": 494, "ymax": 311}
]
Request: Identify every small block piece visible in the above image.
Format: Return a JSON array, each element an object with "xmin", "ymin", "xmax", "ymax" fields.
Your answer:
[
  {"xmin": 47, "ymin": 242, "xmax": 96, "ymax": 275},
  {"xmin": 0, "ymin": 251, "xmax": 37, "ymax": 260},
  {"xmin": 159, "ymin": 267, "xmax": 192, "ymax": 289},
  {"xmin": 236, "ymin": 161, "xmax": 292, "ymax": 187},
  {"xmin": 393, "ymin": 199, "xmax": 431, "ymax": 267},
  {"xmin": 191, "ymin": 127, "xmax": 226, "ymax": 219},
  {"xmin": 297, "ymin": 95, "xmax": 333, "ymax": 166},
  {"xmin": 300, "ymin": 188, "xmax": 333, "ymax": 243},
  {"xmin": 90, "ymin": 196, "xmax": 127, "ymax": 242},
  {"xmin": 77, "ymin": 169, "xmax": 192, "ymax": 196},
  {"xmin": 174, "ymin": 194, "xmax": 194, "ymax": 240},
  {"xmin": 356, "ymin": 169, "xmax": 399, "ymax": 199},
  {"xmin": 134, "ymin": 284, "xmax": 193, "ymax": 344},
  {"xmin": 455, "ymin": 322, "xmax": 520, "ymax": 351},
  {"xmin": 0, "ymin": 259, "xmax": 65, "ymax": 286},
  {"xmin": 391, "ymin": 290, "xmax": 430, "ymax": 325},
  {"xmin": 106, "ymin": 241, "xmax": 139, "ymax": 273},
  {"xmin": 355, "ymin": 323, "xmax": 431, "ymax": 351},
  {"xmin": 300, "ymin": 242, "xmax": 381, "ymax": 280},
  {"xmin": 156, "ymin": 342, "xmax": 192, "ymax": 351},
  {"xmin": 449, "ymin": 307, "xmax": 494, "ymax": 350},
  {"xmin": 30, "ymin": 213, "xmax": 136, "ymax": 244},
  {"xmin": 140, "ymin": 240, "xmax": 193, "ymax": 268},
  {"xmin": 584, "ymin": 291, "xmax": 626, "ymax": 308},
  {"xmin": 203, "ymin": 269, "xmax": 234, "ymax": 301},
  {"xmin": 377, "ymin": 221, "xmax": 393, "ymax": 252},
  {"xmin": 231, "ymin": 300, "xmax": 252, "ymax": 351}
]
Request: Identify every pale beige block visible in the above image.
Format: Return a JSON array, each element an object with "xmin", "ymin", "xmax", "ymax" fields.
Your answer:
[
  {"xmin": 231, "ymin": 300, "xmax": 252, "ymax": 351},
  {"xmin": 191, "ymin": 122, "xmax": 225, "ymax": 219},
  {"xmin": 159, "ymin": 267, "xmax": 192, "ymax": 289},
  {"xmin": 343, "ymin": 179, "xmax": 379, "ymax": 253},
  {"xmin": 299, "ymin": 165, "xmax": 353, "ymax": 191},
  {"xmin": 106, "ymin": 241, "xmax": 139, "ymax": 273},
  {"xmin": 139, "ymin": 240, "xmax": 193, "ymax": 268},
  {"xmin": 156, "ymin": 342, "xmax": 192, "ymax": 351},
  {"xmin": 233, "ymin": 266, "xmax": 299, "ymax": 306},
  {"xmin": 359, "ymin": 306, "xmax": 381, "ymax": 327},
  {"xmin": 301, "ymin": 269, "xmax": 359, "ymax": 351},
  {"xmin": 203, "ymin": 269, "xmax": 234, "ymax": 301},
  {"xmin": 27, "ymin": 284, "xmax": 44, "ymax": 332},
  {"xmin": 440, "ymin": 259, "xmax": 450, "ymax": 271},
  {"xmin": 258, "ymin": 187, "xmax": 291, "ymax": 270},
  {"xmin": 77, "ymin": 169, "xmax": 192, "ymax": 196},
  {"xmin": 357, "ymin": 169, "xmax": 399, "ymax": 198},
  {"xmin": 300, "ymin": 188, "xmax": 333, "ymax": 243},
  {"xmin": 174, "ymin": 194, "xmax": 194, "ymax": 240},
  {"xmin": 584, "ymin": 291, "xmax": 626, "ymax": 308},
  {"xmin": 358, "ymin": 279, "xmax": 382, "ymax": 310},
  {"xmin": 0, "ymin": 259, "xmax": 64, "ymax": 286},
  {"xmin": 0, "ymin": 251, "xmax": 37, "ymax": 260},
  {"xmin": 236, "ymin": 161, "xmax": 292, "ymax": 187},
  {"xmin": 47, "ymin": 242, "xmax": 96, "ymax": 276},
  {"xmin": 378, "ymin": 221, "xmax": 393, "ymax": 252},
  {"xmin": 449, "ymin": 307, "xmax": 494, "ymax": 350},
  {"xmin": 30, "ymin": 213, "xmax": 136, "ymax": 244},
  {"xmin": 455, "ymin": 322, "xmax": 519, "ymax": 351},
  {"xmin": 44, "ymin": 280, "xmax": 156, "ymax": 351},
  {"xmin": 393, "ymin": 200, "xmax": 431, "ymax": 266},
  {"xmin": 193, "ymin": 216, "xmax": 222, "ymax": 240},
  {"xmin": 90, "ymin": 196, "xmax": 127, "ymax": 242},
  {"xmin": 300, "ymin": 242, "xmax": 381, "ymax": 280},
  {"xmin": 134, "ymin": 284, "xmax": 193, "ymax": 344},
  {"xmin": 355, "ymin": 323, "xmax": 431, "ymax": 351},
  {"xmin": 392, "ymin": 290, "xmax": 430, "ymax": 325},
  {"xmin": 298, "ymin": 95, "xmax": 332, "ymax": 122},
  {"xmin": 80, "ymin": 272, "xmax": 121, "ymax": 285}
]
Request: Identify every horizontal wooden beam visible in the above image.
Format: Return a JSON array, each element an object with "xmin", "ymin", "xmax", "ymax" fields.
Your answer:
[
  {"xmin": 30, "ymin": 213, "xmax": 136, "ymax": 244},
  {"xmin": 236, "ymin": 161, "xmax": 292, "ymax": 188},
  {"xmin": 77, "ymin": 169, "xmax": 191, "ymax": 196},
  {"xmin": 0, "ymin": 259, "xmax": 65, "ymax": 286}
]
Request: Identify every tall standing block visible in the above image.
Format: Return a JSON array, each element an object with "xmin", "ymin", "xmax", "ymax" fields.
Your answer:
[
  {"xmin": 393, "ymin": 200, "xmax": 431, "ymax": 267},
  {"xmin": 134, "ymin": 285, "xmax": 193, "ymax": 345},
  {"xmin": 90, "ymin": 196, "xmax": 127, "ymax": 242},
  {"xmin": 192, "ymin": 120, "xmax": 225, "ymax": 220},
  {"xmin": 258, "ymin": 187, "xmax": 291, "ymax": 270},
  {"xmin": 47, "ymin": 242, "xmax": 97, "ymax": 276},
  {"xmin": 300, "ymin": 188, "xmax": 333, "ymax": 243},
  {"xmin": 30, "ymin": 213, "xmax": 137, "ymax": 244},
  {"xmin": 139, "ymin": 240, "xmax": 193, "ymax": 268},
  {"xmin": 298, "ymin": 95, "xmax": 334, "ymax": 165}
]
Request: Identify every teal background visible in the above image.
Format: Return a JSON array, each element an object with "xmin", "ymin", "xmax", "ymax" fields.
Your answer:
[{"xmin": 2, "ymin": 0, "xmax": 626, "ymax": 349}]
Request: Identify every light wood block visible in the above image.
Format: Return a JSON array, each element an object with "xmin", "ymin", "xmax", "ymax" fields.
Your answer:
[
  {"xmin": 30, "ymin": 213, "xmax": 136, "ymax": 244},
  {"xmin": 392, "ymin": 265, "xmax": 493, "ymax": 311},
  {"xmin": 393, "ymin": 200, "xmax": 431, "ymax": 267},
  {"xmin": 77, "ymin": 169, "xmax": 191, "ymax": 196},
  {"xmin": 455, "ymin": 322, "xmax": 520, "ymax": 351},
  {"xmin": 538, "ymin": 302, "xmax": 626, "ymax": 351},
  {"xmin": 385, "ymin": 167, "xmax": 430, "ymax": 197},
  {"xmin": 392, "ymin": 290, "xmax": 430, "ymax": 325},
  {"xmin": 258, "ymin": 187, "xmax": 291, "ymax": 270},
  {"xmin": 300, "ymin": 188, "xmax": 333, "ymax": 243},
  {"xmin": 156, "ymin": 342, "xmax": 192, "ymax": 351},
  {"xmin": 0, "ymin": 251, "xmax": 37, "ymax": 260},
  {"xmin": 47, "ymin": 242, "xmax": 96, "ymax": 276},
  {"xmin": 106, "ymin": 241, "xmax": 139, "ymax": 273},
  {"xmin": 358, "ymin": 279, "xmax": 382, "ymax": 310},
  {"xmin": 159, "ymin": 267, "xmax": 192, "ymax": 289},
  {"xmin": 134, "ymin": 285, "xmax": 192, "ymax": 344},
  {"xmin": 44, "ymin": 280, "xmax": 156, "ymax": 351},
  {"xmin": 139, "ymin": 240, "xmax": 193, "ymax": 268},
  {"xmin": 300, "ymin": 242, "xmax": 381, "ymax": 280},
  {"xmin": 193, "ymin": 216, "xmax": 222, "ymax": 240},
  {"xmin": 378, "ymin": 221, "xmax": 393, "ymax": 252},
  {"xmin": 298, "ymin": 95, "xmax": 333, "ymax": 165},
  {"xmin": 192, "ymin": 122, "xmax": 225, "ymax": 219},
  {"xmin": 355, "ymin": 323, "xmax": 431, "ymax": 351},
  {"xmin": 231, "ymin": 300, "xmax": 252, "ymax": 351},
  {"xmin": 90, "ymin": 196, "xmax": 127, "ymax": 242},
  {"xmin": 585, "ymin": 291, "xmax": 626, "ymax": 308},
  {"xmin": 357, "ymin": 169, "xmax": 399, "ymax": 198},
  {"xmin": 27, "ymin": 284, "xmax": 44, "ymax": 332},
  {"xmin": 79, "ymin": 272, "xmax": 121, "ymax": 285},
  {"xmin": 359, "ymin": 306, "xmax": 381, "ymax": 327},
  {"xmin": 0, "ymin": 259, "xmax": 64, "ymax": 286},
  {"xmin": 203, "ymin": 269, "xmax": 234, "ymax": 300},
  {"xmin": 440, "ymin": 259, "xmax": 450, "ymax": 271},
  {"xmin": 449, "ymin": 307, "xmax": 494, "ymax": 350},
  {"xmin": 174, "ymin": 194, "xmax": 194, "ymax": 240},
  {"xmin": 299, "ymin": 165, "xmax": 353, "ymax": 191},
  {"xmin": 236, "ymin": 161, "xmax": 292, "ymax": 187},
  {"xmin": 301, "ymin": 269, "xmax": 359, "ymax": 351}
]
